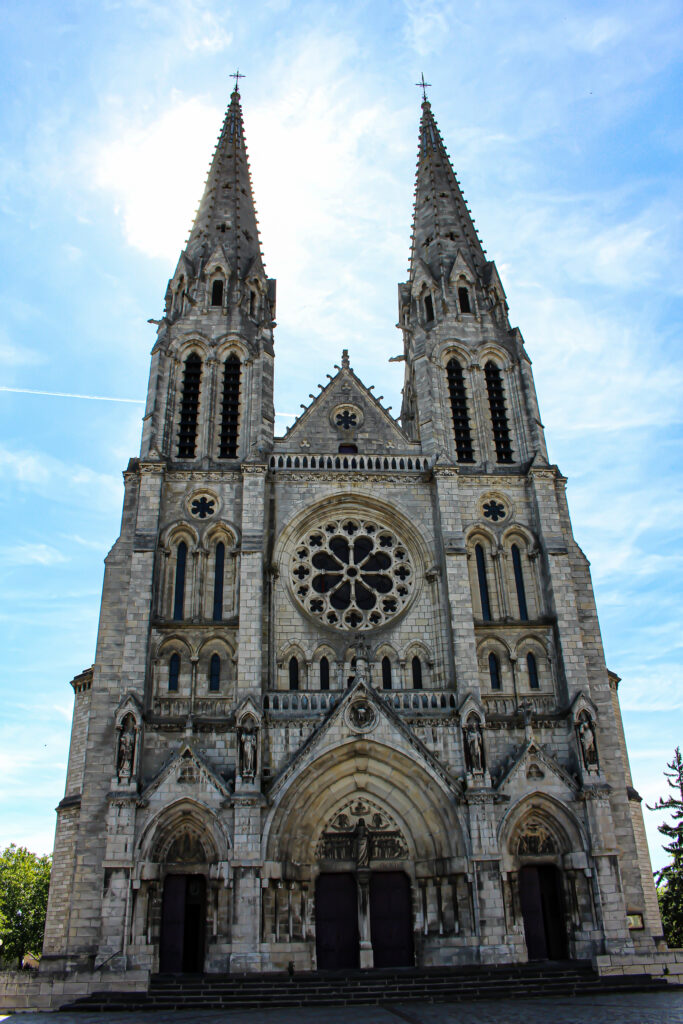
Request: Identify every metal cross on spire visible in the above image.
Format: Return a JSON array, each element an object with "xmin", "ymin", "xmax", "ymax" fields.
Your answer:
[
  {"xmin": 415, "ymin": 73, "xmax": 431, "ymax": 102},
  {"xmin": 230, "ymin": 69, "xmax": 245, "ymax": 92}
]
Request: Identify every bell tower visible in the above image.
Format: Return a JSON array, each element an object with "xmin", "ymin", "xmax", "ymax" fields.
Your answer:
[{"xmin": 140, "ymin": 83, "xmax": 276, "ymax": 465}]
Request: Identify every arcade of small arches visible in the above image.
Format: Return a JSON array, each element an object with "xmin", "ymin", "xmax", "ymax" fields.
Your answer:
[
  {"xmin": 441, "ymin": 349, "xmax": 516, "ymax": 466},
  {"xmin": 160, "ymin": 525, "xmax": 239, "ymax": 625},
  {"xmin": 175, "ymin": 346, "xmax": 243, "ymax": 461},
  {"xmin": 152, "ymin": 635, "xmax": 236, "ymax": 700},
  {"xmin": 276, "ymin": 641, "xmax": 432, "ymax": 693}
]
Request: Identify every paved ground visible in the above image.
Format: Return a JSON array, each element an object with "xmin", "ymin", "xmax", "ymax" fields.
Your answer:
[{"xmin": 3, "ymin": 990, "xmax": 683, "ymax": 1024}]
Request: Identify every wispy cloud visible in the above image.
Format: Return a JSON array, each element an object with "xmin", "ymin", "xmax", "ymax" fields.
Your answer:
[{"xmin": 0, "ymin": 542, "xmax": 67, "ymax": 567}]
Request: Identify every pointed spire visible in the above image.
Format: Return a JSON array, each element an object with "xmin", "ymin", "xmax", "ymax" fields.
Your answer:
[
  {"xmin": 186, "ymin": 84, "xmax": 264, "ymax": 278},
  {"xmin": 409, "ymin": 98, "xmax": 486, "ymax": 283}
]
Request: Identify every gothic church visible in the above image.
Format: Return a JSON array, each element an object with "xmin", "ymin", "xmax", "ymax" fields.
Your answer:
[{"xmin": 42, "ymin": 85, "xmax": 662, "ymax": 977}]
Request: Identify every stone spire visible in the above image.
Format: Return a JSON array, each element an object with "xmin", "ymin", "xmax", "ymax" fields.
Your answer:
[
  {"xmin": 409, "ymin": 98, "xmax": 486, "ymax": 284},
  {"xmin": 186, "ymin": 85, "xmax": 265, "ymax": 278}
]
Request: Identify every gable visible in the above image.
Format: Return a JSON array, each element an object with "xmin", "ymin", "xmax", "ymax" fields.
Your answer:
[
  {"xmin": 140, "ymin": 743, "xmax": 231, "ymax": 812},
  {"xmin": 494, "ymin": 740, "xmax": 578, "ymax": 804},
  {"xmin": 276, "ymin": 359, "xmax": 413, "ymax": 455}
]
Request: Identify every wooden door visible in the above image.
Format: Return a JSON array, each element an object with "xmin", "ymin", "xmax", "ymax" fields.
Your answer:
[
  {"xmin": 315, "ymin": 873, "xmax": 359, "ymax": 970},
  {"xmin": 160, "ymin": 874, "xmax": 206, "ymax": 973},
  {"xmin": 519, "ymin": 865, "xmax": 567, "ymax": 960},
  {"xmin": 369, "ymin": 871, "xmax": 414, "ymax": 968}
]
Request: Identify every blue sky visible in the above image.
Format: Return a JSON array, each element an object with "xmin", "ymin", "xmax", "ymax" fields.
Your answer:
[{"xmin": 0, "ymin": 0, "xmax": 681, "ymax": 873}]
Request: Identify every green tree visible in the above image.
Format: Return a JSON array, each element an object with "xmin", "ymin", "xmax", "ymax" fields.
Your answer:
[
  {"xmin": 0, "ymin": 845, "xmax": 51, "ymax": 968},
  {"xmin": 649, "ymin": 748, "xmax": 683, "ymax": 948}
]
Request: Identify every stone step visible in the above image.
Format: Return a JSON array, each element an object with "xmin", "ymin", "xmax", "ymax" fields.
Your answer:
[{"xmin": 65, "ymin": 963, "xmax": 668, "ymax": 1013}]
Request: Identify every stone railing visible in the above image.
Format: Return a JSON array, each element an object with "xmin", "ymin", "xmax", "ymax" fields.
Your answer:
[
  {"xmin": 152, "ymin": 697, "xmax": 232, "ymax": 718},
  {"xmin": 269, "ymin": 453, "xmax": 427, "ymax": 473},
  {"xmin": 262, "ymin": 688, "xmax": 457, "ymax": 715}
]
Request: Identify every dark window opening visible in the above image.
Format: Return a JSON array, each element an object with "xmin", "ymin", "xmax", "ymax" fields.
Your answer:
[
  {"xmin": 424, "ymin": 293, "xmax": 434, "ymax": 322},
  {"xmin": 219, "ymin": 354, "xmax": 241, "ymax": 459},
  {"xmin": 213, "ymin": 542, "xmax": 225, "ymax": 621},
  {"xmin": 289, "ymin": 656, "xmax": 299, "ymax": 691},
  {"xmin": 177, "ymin": 353, "xmax": 202, "ymax": 458},
  {"xmin": 209, "ymin": 653, "xmax": 221, "ymax": 692},
  {"xmin": 475, "ymin": 544, "xmax": 491, "ymax": 621},
  {"xmin": 320, "ymin": 656, "xmax": 330, "ymax": 691},
  {"xmin": 511, "ymin": 544, "xmax": 529, "ymax": 620},
  {"xmin": 484, "ymin": 361, "xmax": 513, "ymax": 463},
  {"xmin": 488, "ymin": 652, "xmax": 502, "ymax": 690},
  {"xmin": 169, "ymin": 653, "xmax": 180, "ymax": 692},
  {"xmin": 382, "ymin": 656, "xmax": 392, "ymax": 690},
  {"xmin": 249, "ymin": 290, "xmax": 257, "ymax": 317},
  {"xmin": 173, "ymin": 541, "xmax": 187, "ymax": 621},
  {"xmin": 211, "ymin": 279, "xmax": 224, "ymax": 306},
  {"xmin": 446, "ymin": 358, "xmax": 474, "ymax": 463},
  {"xmin": 411, "ymin": 656, "xmax": 423, "ymax": 690},
  {"xmin": 338, "ymin": 443, "xmax": 358, "ymax": 454},
  {"xmin": 458, "ymin": 286, "xmax": 471, "ymax": 313},
  {"xmin": 527, "ymin": 652, "xmax": 540, "ymax": 690}
]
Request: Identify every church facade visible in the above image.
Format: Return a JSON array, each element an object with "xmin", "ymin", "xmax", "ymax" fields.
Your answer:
[{"xmin": 42, "ymin": 86, "xmax": 662, "ymax": 976}]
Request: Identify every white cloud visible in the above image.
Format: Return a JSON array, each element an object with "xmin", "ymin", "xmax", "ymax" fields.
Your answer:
[
  {"xmin": 0, "ymin": 444, "xmax": 122, "ymax": 509},
  {"xmin": 0, "ymin": 543, "xmax": 67, "ymax": 567}
]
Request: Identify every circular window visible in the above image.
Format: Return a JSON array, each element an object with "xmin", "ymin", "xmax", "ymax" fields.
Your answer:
[{"xmin": 290, "ymin": 517, "xmax": 415, "ymax": 630}]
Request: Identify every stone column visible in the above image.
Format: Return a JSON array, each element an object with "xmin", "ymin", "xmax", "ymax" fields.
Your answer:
[{"xmin": 356, "ymin": 870, "xmax": 373, "ymax": 969}]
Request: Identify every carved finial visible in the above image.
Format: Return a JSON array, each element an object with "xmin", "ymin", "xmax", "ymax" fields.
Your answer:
[{"xmin": 341, "ymin": 349, "xmax": 350, "ymax": 370}]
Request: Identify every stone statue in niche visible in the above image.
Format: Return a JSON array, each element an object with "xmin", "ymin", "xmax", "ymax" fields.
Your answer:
[
  {"xmin": 355, "ymin": 818, "xmax": 370, "ymax": 868},
  {"xmin": 464, "ymin": 718, "xmax": 484, "ymax": 773},
  {"xmin": 117, "ymin": 716, "xmax": 136, "ymax": 780},
  {"xmin": 240, "ymin": 728, "xmax": 257, "ymax": 779},
  {"xmin": 578, "ymin": 714, "xmax": 598, "ymax": 772}
]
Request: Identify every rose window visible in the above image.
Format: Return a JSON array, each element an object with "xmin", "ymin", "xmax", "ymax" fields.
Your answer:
[{"xmin": 290, "ymin": 517, "xmax": 415, "ymax": 630}]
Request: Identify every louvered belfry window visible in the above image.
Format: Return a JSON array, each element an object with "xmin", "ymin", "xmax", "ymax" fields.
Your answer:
[
  {"xmin": 484, "ymin": 361, "xmax": 513, "ymax": 463},
  {"xmin": 177, "ymin": 353, "xmax": 202, "ymax": 458},
  {"xmin": 446, "ymin": 358, "xmax": 474, "ymax": 462},
  {"xmin": 219, "ymin": 354, "xmax": 241, "ymax": 458}
]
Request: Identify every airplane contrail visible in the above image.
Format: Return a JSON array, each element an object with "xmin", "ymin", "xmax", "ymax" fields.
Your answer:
[{"xmin": 0, "ymin": 386, "xmax": 144, "ymax": 403}]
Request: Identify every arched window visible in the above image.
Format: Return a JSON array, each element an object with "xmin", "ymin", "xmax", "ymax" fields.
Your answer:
[
  {"xmin": 288, "ymin": 656, "xmax": 299, "ymax": 691},
  {"xmin": 173, "ymin": 541, "xmax": 187, "ymax": 621},
  {"xmin": 446, "ymin": 358, "xmax": 474, "ymax": 463},
  {"xmin": 177, "ymin": 353, "xmax": 202, "ymax": 458},
  {"xmin": 208, "ymin": 653, "xmax": 221, "ymax": 692},
  {"xmin": 475, "ymin": 544, "xmax": 492, "ymax": 621},
  {"xmin": 382, "ymin": 656, "xmax": 392, "ymax": 690},
  {"xmin": 527, "ymin": 652, "xmax": 540, "ymax": 690},
  {"xmin": 213, "ymin": 542, "xmax": 225, "ymax": 621},
  {"xmin": 511, "ymin": 544, "xmax": 529, "ymax": 620},
  {"xmin": 168, "ymin": 653, "xmax": 180, "ymax": 692},
  {"xmin": 249, "ymin": 289, "xmax": 257, "ymax": 317},
  {"xmin": 219, "ymin": 354, "xmax": 241, "ymax": 459},
  {"xmin": 488, "ymin": 652, "xmax": 502, "ymax": 690},
  {"xmin": 320, "ymin": 656, "xmax": 330, "ymax": 691},
  {"xmin": 211, "ymin": 278, "xmax": 224, "ymax": 306},
  {"xmin": 424, "ymin": 293, "xmax": 434, "ymax": 322},
  {"xmin": 412, "ymin": 656, "xmax": 423, "ymax": 690},
  {"xmin": 484, "ymin": 361, "xmax": 513, "ymax": 463},
  {"xmin": 458, "ymin": 286, "xmax": 471, "ymax": 314}
]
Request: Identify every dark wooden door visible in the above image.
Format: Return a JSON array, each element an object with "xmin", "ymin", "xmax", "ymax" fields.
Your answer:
[
  {"xmin": 519, "ymin": 865, "xmax": 567, "ymax": 960},
  {"xmin": 160, "ymin": 874, "xmax": 206, "ymax": 973},
  {"xmin": 369, "ymin": 871, "xmax": 414, "ymax": 968},
  {"xmin": 315, "ymin": 873, "xmax": 359, "ymax": 970}
]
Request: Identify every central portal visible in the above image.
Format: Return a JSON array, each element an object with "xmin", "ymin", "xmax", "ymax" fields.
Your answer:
[
  {"xmin": 519, "ymin": 864, "xmax": 567, "ymax": 960},
  {"xmin": 315, "ymin": 871, "xmax": 414, "ymax": 970},
  {"xmin": 160, "ymin": 874, "xmax": 206, "ymax": 973}
]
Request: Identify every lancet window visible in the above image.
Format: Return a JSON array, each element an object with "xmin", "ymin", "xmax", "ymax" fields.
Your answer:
[
  {"xmin": 511, "ymin": 543, "xmax": 529, "ymax": 620},
  {"xmin": 458, "ymin": 286, "xmax": 471, "ymax": 314},
  {"xmin": 446, "ymin": 357, "xmax": 474, "ymax": 462},
  {"xmin": 219, "ymin": 354, "xmax": 241, "ymax": 459},
  {"xmin": 527, "ymin": 652, "xmax": 540, "ymax": 690},
  {"xmin": 488, "ymin": 652, "xmax": 502, "ymax": 690},
  {"xmin": 320, "ymin": 656, "xmax": 330, "ymax": 690},
  {"xmin": 484, "ymin": 361, "xmax": 513, "ymax": 463},
  {"xmin": 177, "ymin": 353, "xmax": 202, "ymax": 458},
  {"xmin": 411, "ymin": 656, "xmax": 423, "ymax": 690},
  {"xmin": 213, "ymin": 542, "xmax": 225, "ymax": 621},
  {"xmin": 168, "ymin": 653, "xmax": 180, "ymax": 692},
  {"xmin": 173, "ymin": 541, "xmax": 187, "ymax": 621},
  {"xmin": 209, "ymin": 653, "xmax": 221, "ymax": 692},
  {"xmin": 382, "ymin": 656, "xmax": 392, "ymax": 690},
  {"xmin": 475, "ymin": 544, "xmax": 492, "ymax": 621},
  {"xmin": 289, "ymin": 656, "xmax": 299, "ymax": 691},
  {"xmin": 211, "ymin": 278, "xmax": 224, "ymax": 306}
]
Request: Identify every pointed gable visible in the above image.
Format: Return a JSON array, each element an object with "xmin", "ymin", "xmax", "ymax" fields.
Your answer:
[
  {"xmin": 276, "ymin": 350, "xmax": 414, "ymax": 455},
  {"xmin": 494, "ymin": 739, "xmax": 579, "ymax": 804}
]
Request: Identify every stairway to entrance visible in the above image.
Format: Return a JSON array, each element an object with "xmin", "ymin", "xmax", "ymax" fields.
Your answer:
[{"xmin": 65, "ymin": 960, "xmax": 670, "ymax": 1012}]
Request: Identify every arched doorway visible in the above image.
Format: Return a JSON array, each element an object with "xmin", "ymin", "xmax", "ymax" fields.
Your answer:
[
  {"xmin": 160, "ymin": 874, "xmax": 206, "ymax": 972},
  {"xmin": 519, "ymin": 864, "xmax": 567, "ymax": 960}
]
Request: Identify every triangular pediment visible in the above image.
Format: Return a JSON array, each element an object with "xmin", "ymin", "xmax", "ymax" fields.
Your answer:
[
  {"xmin": 447, "ymin": 249, "xmax": 477, "ymax": 286},
  {"xmin": 410, "ymin": 257, "xmax": 438, "ymax": 296},
  {"xmin": 268, "ymin": 680, "xmax": 462, "ymax": 803},
  {"xmin": 170, "ymin": 251, "xmax": 195, "ymax": 289},
  {"xmin": 276, "ymin": 358, "xmax": 412, "ymax": 455},
  {"xmin": 494, "ymin": 740, "xmax": 578, "ymax": 802},
  {"xmin": 140, "ymin": 743, "xmax": 231, "ymax": 809},
  {"xmin": 204, "ymin": 242, "xmax": 233, "ymax": 279}
]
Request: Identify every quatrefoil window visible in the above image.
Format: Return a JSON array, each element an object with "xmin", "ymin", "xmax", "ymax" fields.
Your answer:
[{"xmin": 290, "ymin": 517, "xmax": 415, "ymax": 631}]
